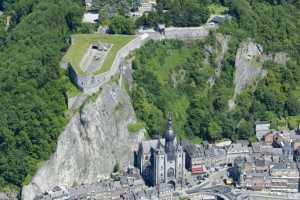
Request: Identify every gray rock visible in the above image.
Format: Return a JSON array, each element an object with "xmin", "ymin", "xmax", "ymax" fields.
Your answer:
[
  {"xmin": 228, "ymin": 39, "xmax": 288, "ymax": 110},
  {"xmin": 229, "ymin": 40, "xmax": 267, "ymax": 110},
  {"xmin": 234, "ymin": 40, "xmax": 267, "ymax": 95},
  {"xmin": 0, "ymin": 192, "xmax": 17, "ymax": 200},
  {"xmin": 0, "ymin": 193, "xmax": 10, "ymax": 200},
  {"xmin": 208, "ymin": 33, "xmax": 230, "ymax": 87},
  {"xmin": 68, "ymin": 94, "xmax": 88, "ymax": 110},
  {"xmin": 21, "ymin": 83, "xmax": 144, "ymax": 200}
]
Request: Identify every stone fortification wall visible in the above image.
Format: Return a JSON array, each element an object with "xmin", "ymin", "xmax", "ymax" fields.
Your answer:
[
  {"xmin": 69, "ymin": 35, "xmax": 147, "ymax": 94},
  {"xmin": 69, "ymin": 26, "xmax": 212, "ymax": 94},
  {"xmin": 142, "ymin": 26, "xmax": 210, "ymax": 41}
]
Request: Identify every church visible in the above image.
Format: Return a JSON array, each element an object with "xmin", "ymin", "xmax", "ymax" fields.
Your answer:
[{"xmin": 136, "ymin": 116, "xmax": 186, "ymax": 189}]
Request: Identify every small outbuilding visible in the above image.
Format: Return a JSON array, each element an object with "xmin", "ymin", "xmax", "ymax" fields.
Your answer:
[
  {"xmin": 255, "ymin": 121, "xmax": 271, "ymax": 141},
  {"xmin": 82, "ymin": 12, "xmax": 99, "ymax": 23}
]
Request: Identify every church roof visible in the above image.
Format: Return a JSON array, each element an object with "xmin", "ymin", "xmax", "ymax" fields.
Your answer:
[
  {"xmin": 141, "ymin": 139, "xmax": 165, "ymax": 153},
  {"xmin": 165, "ymin": 115, "xmax": 175, "ymax": 142}
]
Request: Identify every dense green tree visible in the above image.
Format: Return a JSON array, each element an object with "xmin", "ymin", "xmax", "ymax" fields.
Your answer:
[
  {"xmin": 0, "ymin": 0, "xmax": 83, "ymax": 191},
  {"xmin": 109, "ymin": 15, "xmax": 135, "ymax": 34},
  {"xmin": 208, "ymin": 121, "xmax": 222, "ymax": 141},
  {"xmin": 137, "ymin": 0, "xmax": 210, "ymax": 28},
  {"xmin": 131, "ymin": 0, "xmax": 300, "ymax": 145},
  {"xmin": 285, "ymin": 94, "xmax": 300, "ymax": 116}
]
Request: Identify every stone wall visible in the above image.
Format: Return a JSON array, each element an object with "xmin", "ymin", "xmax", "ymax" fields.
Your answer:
[
  {"xmin": 68, "ymin": 35, "xmax": 147, "ymax": 94},
  {"xmin": 68, "ymin": 26, "xmax": 212, "ymax": 94}
]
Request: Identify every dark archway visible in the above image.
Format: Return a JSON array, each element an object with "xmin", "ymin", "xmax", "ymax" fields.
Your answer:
[{"xmin": 168, "ymin": 180, "xmax": 176, "ymax": 190}]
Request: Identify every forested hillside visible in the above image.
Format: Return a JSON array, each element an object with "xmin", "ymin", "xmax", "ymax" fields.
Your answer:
[
  {"xmin": 95, "ymin": 0, "xmax": 214, "ymax": 34},
  {"xmin": 135, "ymin": 0, "xmax": 211, "ymax": 27},
  {"xmin": 131, "ymin": 0, "xmax": 300, "ymax": 143},
  {"xmin": 0, "ymin": 0, "xmax": 82, "ymax": 191}
]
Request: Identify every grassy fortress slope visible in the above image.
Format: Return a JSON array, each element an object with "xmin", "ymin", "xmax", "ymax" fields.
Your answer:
[
  {"xmin": 63, "ymin": 34, "xmax": 135, "ymax": 76},
  {"xmin": 62, "ymin": 33, "xmax": 136, "ymax": 93}
]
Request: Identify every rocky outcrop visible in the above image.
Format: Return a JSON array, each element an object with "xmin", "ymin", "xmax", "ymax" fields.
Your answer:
[
  {"xmin": 208, "ymin": 33, "xmax": 230, "ymax": 87},
  {"xmin": 0, "ymin": 192, "xmax": 17, "ymax": 200},
  {"xmin": 228, "ymin": 40, "xmax": 288, "ymax": 110},
  {"xmin": 21, "ymin": 83, "xmax": 144, "ymax": 200}
]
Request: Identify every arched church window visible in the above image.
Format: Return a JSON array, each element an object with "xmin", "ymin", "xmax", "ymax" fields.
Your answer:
[{"xmin": 167, "ymin": 168, "xmax": 175, "ymax": 178}]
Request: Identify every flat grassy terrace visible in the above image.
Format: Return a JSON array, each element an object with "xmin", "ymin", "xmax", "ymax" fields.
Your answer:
[{"xmin": 63, "ymin": 33, "xmax": 135, "ymax": 76}]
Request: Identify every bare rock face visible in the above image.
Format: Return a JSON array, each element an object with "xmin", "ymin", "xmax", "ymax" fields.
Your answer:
[
  {"xmin": 228, "ymin": 40, "xmax": 288, "ymax": 110},
  {"xmin": 229, "ymin": 40, "xmax": 268, "ymax": 110},
  {"xmin": 0, "ymin": 192, "xmax": 17, "ymax": 200},
  {"xmin": 21, "ymin": 83, "xmax": 143, "ymax": 200},
  {"xmin": 208, "ymin": 33, "xmax": 230, "ymax": 87}
]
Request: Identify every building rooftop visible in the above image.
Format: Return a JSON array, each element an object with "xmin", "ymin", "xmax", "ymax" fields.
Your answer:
[
  {"xmin": 141, "ymin": 138, "xmax": 165, "ymax": 153},
  {"xmin": 227, "ymin": 143, "xmax": 250, "ymax": 153},
  {"xmin": 82, "ymin": 12, "xmax": 99, "ymax": 23},
  {"xmin": 255, "ymin": 121, "xmax": 270, "ymax": 125}
]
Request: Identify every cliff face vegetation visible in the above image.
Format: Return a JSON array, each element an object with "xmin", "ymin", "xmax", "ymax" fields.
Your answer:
[
  {"xmin": 131, "ymin": 1, "xmax": 300, "ymax": 143},
  {"xmin": 0, "ymin": 0, "xmax": 83, "ymax": 191}
]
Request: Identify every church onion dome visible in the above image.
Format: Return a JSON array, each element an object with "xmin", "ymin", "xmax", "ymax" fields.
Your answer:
[{"xmin": 165, "ymin": 115, "xmax": 175, "ymax": 142}]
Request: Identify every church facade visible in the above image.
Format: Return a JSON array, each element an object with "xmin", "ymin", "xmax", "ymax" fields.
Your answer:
[{"xmin": 136, "ymin": 117, "xmax": 186, "ymax": 189}]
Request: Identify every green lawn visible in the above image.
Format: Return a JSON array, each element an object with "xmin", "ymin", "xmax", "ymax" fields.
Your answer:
[{"xmin": 63, "ymin": 34, "xmax": 135, "ymax": 76}]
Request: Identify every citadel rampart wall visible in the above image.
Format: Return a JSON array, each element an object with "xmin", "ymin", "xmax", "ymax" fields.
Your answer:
[{"xmin": 68, "ymin": 26, "xmax": 212, "ymax": 94}]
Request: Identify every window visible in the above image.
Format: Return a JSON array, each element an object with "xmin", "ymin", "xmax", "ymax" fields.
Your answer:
[{"xmin": 167, "ymin": 168, "xmax": 175, "ymax": 178}]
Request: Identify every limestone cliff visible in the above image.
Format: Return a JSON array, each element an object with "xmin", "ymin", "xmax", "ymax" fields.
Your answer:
[
  {"xmin": 228, "ymin": 40, "xmax": 287, "ymax": 110},
  {"xmin": 21, "ymin": 83, "xmax": 144, "ymax": 200}
]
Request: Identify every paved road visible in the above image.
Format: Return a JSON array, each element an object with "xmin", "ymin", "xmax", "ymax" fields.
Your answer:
[{"xmin": 186, "ymin": 185, "xmax": 238, "ymax": 200}]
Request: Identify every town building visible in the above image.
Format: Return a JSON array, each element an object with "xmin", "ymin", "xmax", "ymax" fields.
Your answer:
[
  {"xmin": 263, "ymin": 132, "xmax": 274, "ymax": 145},
  {"xmin": 82, "ymin": 12, "xmax": 99, "ymax": 23},
  {"xmin": 255, "ymin": 121, "xmax": 271, "ymax": 141},
  {"xmin": 184, "ymin": 142, "xmax": 207, "ymax": 174},
  {"xmin": 183, "ymin": 140, "xmax": 227, "ymax": 175},
  {"xmin": 137, "ymin": 116, "xmax": 186, "ymax": 189},
  {"xmin": 232, "ymin": 130, "xmax": 300, "ymax": 193},
  {"xmin": 35, "ymin": 167, "xmax": 175, "ymax": 200},
  {"xmin": 226, "ymin": 141, "xmax": 250, "ymax": 164},
  {"xmin": 138, "ymin": 0, "xmax": 156, "ymax": 15}
]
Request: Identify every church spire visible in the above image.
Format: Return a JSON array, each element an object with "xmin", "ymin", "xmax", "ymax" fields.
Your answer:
[{"xmin": 165, "ymin": 113, "xmax": 175, "ymax": 142}]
